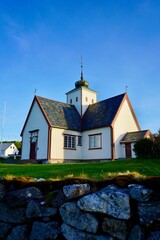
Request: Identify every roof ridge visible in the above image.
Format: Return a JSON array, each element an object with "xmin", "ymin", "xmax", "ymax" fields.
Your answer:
[{"xmin": 37, "ymin": 96, "xmax": 71, "ymax": 106}]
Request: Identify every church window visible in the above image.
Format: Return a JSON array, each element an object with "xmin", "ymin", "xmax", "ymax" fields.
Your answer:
[
  {"xmin": 78, "ymin": 136, "xmax": 82, "ymax": 146},
  {"xmin": 64, "ymin": 135, "xmax": 76, "ymax": 149},
  {"xmin": 76, "ymin": 97, "xmax": 78, "ymax": 102},
  {"xmin": 89, "ymin": 134, "xmax": 102, "ymax": 149},
  {"xmin": 70, "ymin": 99, "xmax": 72, "ymax": 104}
]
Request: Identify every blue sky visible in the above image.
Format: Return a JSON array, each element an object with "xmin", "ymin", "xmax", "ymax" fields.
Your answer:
[{"xmin": 0, "ymin": 0, "xmax": 160, "ymax": 141}]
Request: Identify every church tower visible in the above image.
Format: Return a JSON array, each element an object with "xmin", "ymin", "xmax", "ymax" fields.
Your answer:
[{"xmin": 66, "ymin": 64, "xmax": 97, "ymax": 117}]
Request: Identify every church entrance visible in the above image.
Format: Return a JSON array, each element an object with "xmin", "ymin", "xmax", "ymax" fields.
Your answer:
[
  {"xmin": 29, "ymin": 130, "xmax": 38, "ymax": 159},
  {"xmin": 125, "ymin": 143, "xmax": 131, "ymax": 158}
]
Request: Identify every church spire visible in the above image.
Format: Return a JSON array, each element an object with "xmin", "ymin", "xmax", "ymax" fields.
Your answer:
[
  {"xmin": 80, "ymin": 56, "xmax": 84, "ymax": 81},
  {"xmin": 75, "ymin": 56, "xmax": 89, "ymax": 88}
]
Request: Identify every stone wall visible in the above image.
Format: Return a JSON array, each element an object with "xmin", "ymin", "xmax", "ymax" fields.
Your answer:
[{"xmin": 0, "ymin": 177, "xmax": 160, "ymax": 240}]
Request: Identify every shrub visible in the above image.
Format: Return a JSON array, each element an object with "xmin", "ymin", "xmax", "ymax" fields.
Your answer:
[{"xmin": 134, "ymin": 138, "xmax": 154, "ymax": 159}]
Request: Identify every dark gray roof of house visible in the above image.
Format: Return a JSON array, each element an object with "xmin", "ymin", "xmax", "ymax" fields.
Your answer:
[
  {"xmin": 82, "ymin": 93, "xmax": 125, "ymax": 130},
  {"xmin": 37, "ymin": 93, "xmax": 126, "ymax": 131},
  {"xmin": 120, "ymin": 130, "xmax": 149, "ymax": 143},
  {"xmin": 37, "ymin": 96, "xmax": 81, "ymax": 131}
]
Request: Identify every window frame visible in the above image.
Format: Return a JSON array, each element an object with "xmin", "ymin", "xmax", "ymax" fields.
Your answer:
[
  {"xmin": 78, "ymin": 136, "xmax": 82, "ymax": 146},
  {"xmin": 89, "ymin": 133, "xmax": 102, "ymax": 150},
  {"xmin": 64, "ymin": 134, "xmax": 76, "ymax": 150}
]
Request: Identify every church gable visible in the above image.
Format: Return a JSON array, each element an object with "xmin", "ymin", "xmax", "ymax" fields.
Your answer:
[
  {"xmin": 82, "ymin": 93, "xmax": 125, "ymax": 131},
  {"xmin": 37, "ymin": 96, "xmax": 81, "ymax": 131}
]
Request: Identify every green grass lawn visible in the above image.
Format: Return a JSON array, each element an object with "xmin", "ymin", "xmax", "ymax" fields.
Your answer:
[{"xmin": 0, "ymin": 158, "xmax": 159, "ymax": 180}]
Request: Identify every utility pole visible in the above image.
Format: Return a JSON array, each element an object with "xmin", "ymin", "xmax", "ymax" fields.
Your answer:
[{"xmin": 0, "ymin": 101, "xmax": 7, "ymax": 157}]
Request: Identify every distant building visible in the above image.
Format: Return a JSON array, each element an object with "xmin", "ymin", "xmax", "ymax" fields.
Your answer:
[
  {"xmin": 0, "ymin": 142, "xmax": 19, "ymax": 158},
  {"xmin": 21, "ymin": 73, "xmax": 150, "ymax": 163}
]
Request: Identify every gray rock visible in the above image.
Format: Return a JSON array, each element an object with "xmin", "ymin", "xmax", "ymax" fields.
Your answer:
[
  {"xmin": 0, "ymin": 203, "xmax": 26, "ymax": 223},
  {"xmin": 129, "ymin": 184, "xmax": 153, "ymax": 202},
  {"xmin": 0, "ymin": 183, "xmax": 5, "ymax": 201},
  {"xmin": 147, "ymin": 231, "xmax": 160, "ymax": 240},
  {"xmin": 77, "ymin": 192, "xmax": 107, "ymax": 213},
  {"xmin": 78, "ymin": 185, "xmax": 131, "ymax": 219},
  {"xmin": 102, "ymin": 217, "xmax": 129, "ymax": 240},
  {"xmin": 128, "ymin": 225, "xmax": 145, "ymax": 240},
  {"xmin": 100, "ymin": 185, "xmax": 130, "ymax": 219},
  {"xmin": 51, "ymin": 190, "xmax": 67, "ymax": 207},
  {"xmin": 4, "ymin": 187, "xmax": 43, "ymax": 207},
  {"xmin": 26, "ymin": 200, "xmax": 42, "ymax": 218},
  {"xmin": 26, "ymin": 200, "xmax": 57, "ymax": 218},
  {"xmin": 61, "ymin": 223, "xmax": 114, "ymax": 240},
  {"xmin": 63, "ymin": 183, "xmax": 90, "ymax": 199},
  {"xmin": 0, "ymin": 222, "xmax": 12, "ymax": 239},
  {"xmin": 30, "ymin": 221, "xmax": 59, "ymax": 240},
  {"xmin": 138, "ymin": 201, "xmax": 160, "ymax": 224},
  {"xmin": 7, "ymin": 225, "xmax": 28, "ymax": 240},
  {"xmin": 59, "ymin": 202, "xmax": 99, "ymax": 233}
]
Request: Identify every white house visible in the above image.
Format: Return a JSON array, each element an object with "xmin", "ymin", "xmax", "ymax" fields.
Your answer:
[
  {"xmin": 0, "ymin": 142, "xmax": 19, "ymax": 158},
  {"xmin": 21, "ymin": 74, "xmax": 150, "ymax": 163}
]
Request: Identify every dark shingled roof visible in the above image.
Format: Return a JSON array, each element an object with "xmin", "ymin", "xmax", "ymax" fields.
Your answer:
[
  {"xmin": 37, "ymin": 96, "xmax": 81, "ymax": 131},
  {"xmin": 120, "ymin": 130, "xmax": 149, "ymax": 143},
  {"xmin": 36, "ymin": 93, "xmax": 126, "ymax": 131},
  {"xmin": 82, "ymin": 93, "xmax": 125, "ymax": 130}
]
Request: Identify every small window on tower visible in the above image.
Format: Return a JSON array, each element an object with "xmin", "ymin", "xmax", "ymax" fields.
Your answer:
[
  {"xmin": 86, "ymin": 97, "xmax": 88, "ymax": 102},
  {"xmin": 92, "ymin": 99, "xmax": 94, "ymax": 104},
  {"xmin": 76, "ymin": 97, "xmax": 78, "ymax": 102}
]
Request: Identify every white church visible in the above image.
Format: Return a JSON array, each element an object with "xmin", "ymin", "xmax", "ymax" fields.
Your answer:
[{"xmin": 21, "ymin": 71, "xmax": 150, "ymax": 163}]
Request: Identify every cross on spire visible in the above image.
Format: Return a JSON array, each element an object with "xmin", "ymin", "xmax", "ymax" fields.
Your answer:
[{"xmin": 80, "ymin": 56, "xmax": 84, "ymax": 81}]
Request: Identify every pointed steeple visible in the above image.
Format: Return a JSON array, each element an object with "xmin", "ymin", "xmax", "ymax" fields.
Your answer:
[
  {"xmin": 75, "ymin": 56, "xmax": 89, "ymax": 88},
  {"xmin": 80, "ymin": 56, "xmax": 84, "ymax": 81}
]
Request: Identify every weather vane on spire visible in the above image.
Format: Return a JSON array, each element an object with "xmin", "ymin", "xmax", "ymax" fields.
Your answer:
[
  {"xmin": 34, "ymin": 89, "xmax": 37, "ymax": 95},
  {"xmin": 80, "ymin": 56, "xmax": 84, "ymax": 81}
]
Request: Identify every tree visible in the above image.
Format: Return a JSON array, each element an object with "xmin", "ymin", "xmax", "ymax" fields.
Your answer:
[
  {"xmin": 134, "ymin": 138, "xmax": 154, "ymax": 159},
  {"xmin": 14, "ymin": 141, "xmax": 22, "ymax": 154}
]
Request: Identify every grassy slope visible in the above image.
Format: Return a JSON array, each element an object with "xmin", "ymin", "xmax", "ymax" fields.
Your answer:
[{"xmin": 0, "ymin": 158, "xmax": 159, "ymax": 180}]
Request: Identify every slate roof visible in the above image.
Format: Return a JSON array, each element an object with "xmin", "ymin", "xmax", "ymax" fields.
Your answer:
[
  {"xmin": 82, "ymin": 93, "xmax": 125, "ymax": 130},
  {"xmin": 120, "ymin": 130, "xmax": 150, "ymax": 143},
  {"xmin": 36, "ymin": 94, "xmax": 126, "ymax": 131},
  {"xmin": 37, "ymin": 96, "xmax": 81, "ymax": 131}
]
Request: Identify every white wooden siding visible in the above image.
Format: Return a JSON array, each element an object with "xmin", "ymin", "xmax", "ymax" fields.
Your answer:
[
  {"xmin": 50, "ymin": 128, "xmax": 82, "ymax": 161},
  {"xmin": 114, "ymin": 99, "xmax": 139, "ymax": 159},
  {"xmin": 82, "ymin": 127, "xmax": 111, "ymax": 160},
  {"xmin": 21, "ymin": 101, "xmax": 48, "ymax": 160},
  {"xmin": 66, "ymin": 87, "xmax": 97, "ymax": 116}
]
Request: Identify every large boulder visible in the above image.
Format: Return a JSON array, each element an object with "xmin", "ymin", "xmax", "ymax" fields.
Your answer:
[
  {"xmin": 102, "ymin": 217, "xmax": 129, "ymax": 240},
  {"xmin": 7, "ymin": 225, "xmax": 29, "ymax": 240},
  {"xmin": 26, "ymin": 200, "xmax": 57, "ymax": 219},
  {"xmin": 78, "ymin": 185, "xmax": 131, "ymax": 219},
  {"xmin": 60, "ymin": 202, "xmax": 99, "ymax": 233},
  {"xmin": 0, "ymin": 203, "xmax": 26, "ymax": 223},
  {"xmin": 51, "ymin": 190, "xmax": 67, "ymax": 207},
  {"xmin": 0, "ymin": 222, "xmax": 12, "ymax": 239},
  {"xmin": 63, "ymin": 184, "xmax": 90, "ymax": 199},
  {"xmin": 61, "ymin": 223, "xmax": 113, "ymax": 240},
  {"xmin": 128, "ymin": 184, "xmax": 153, "ymax": 202},
  {"xmin": 138, "ymin": 201, "xmax": 160, "ymax": 225},
  {"xmin": 147, "ymin": 231, "xmax": 160, "ymax": 240},
  {"xmin": 4, "ymin": 187, "xmax": 43, "ymax": 207},
  {"xmin": 29, "ymin": 221, "xmax": 59, "ymax": 240},
  {"xmin": 128, "ymin": 225, "xmax": 145, "ymax": 240}
]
